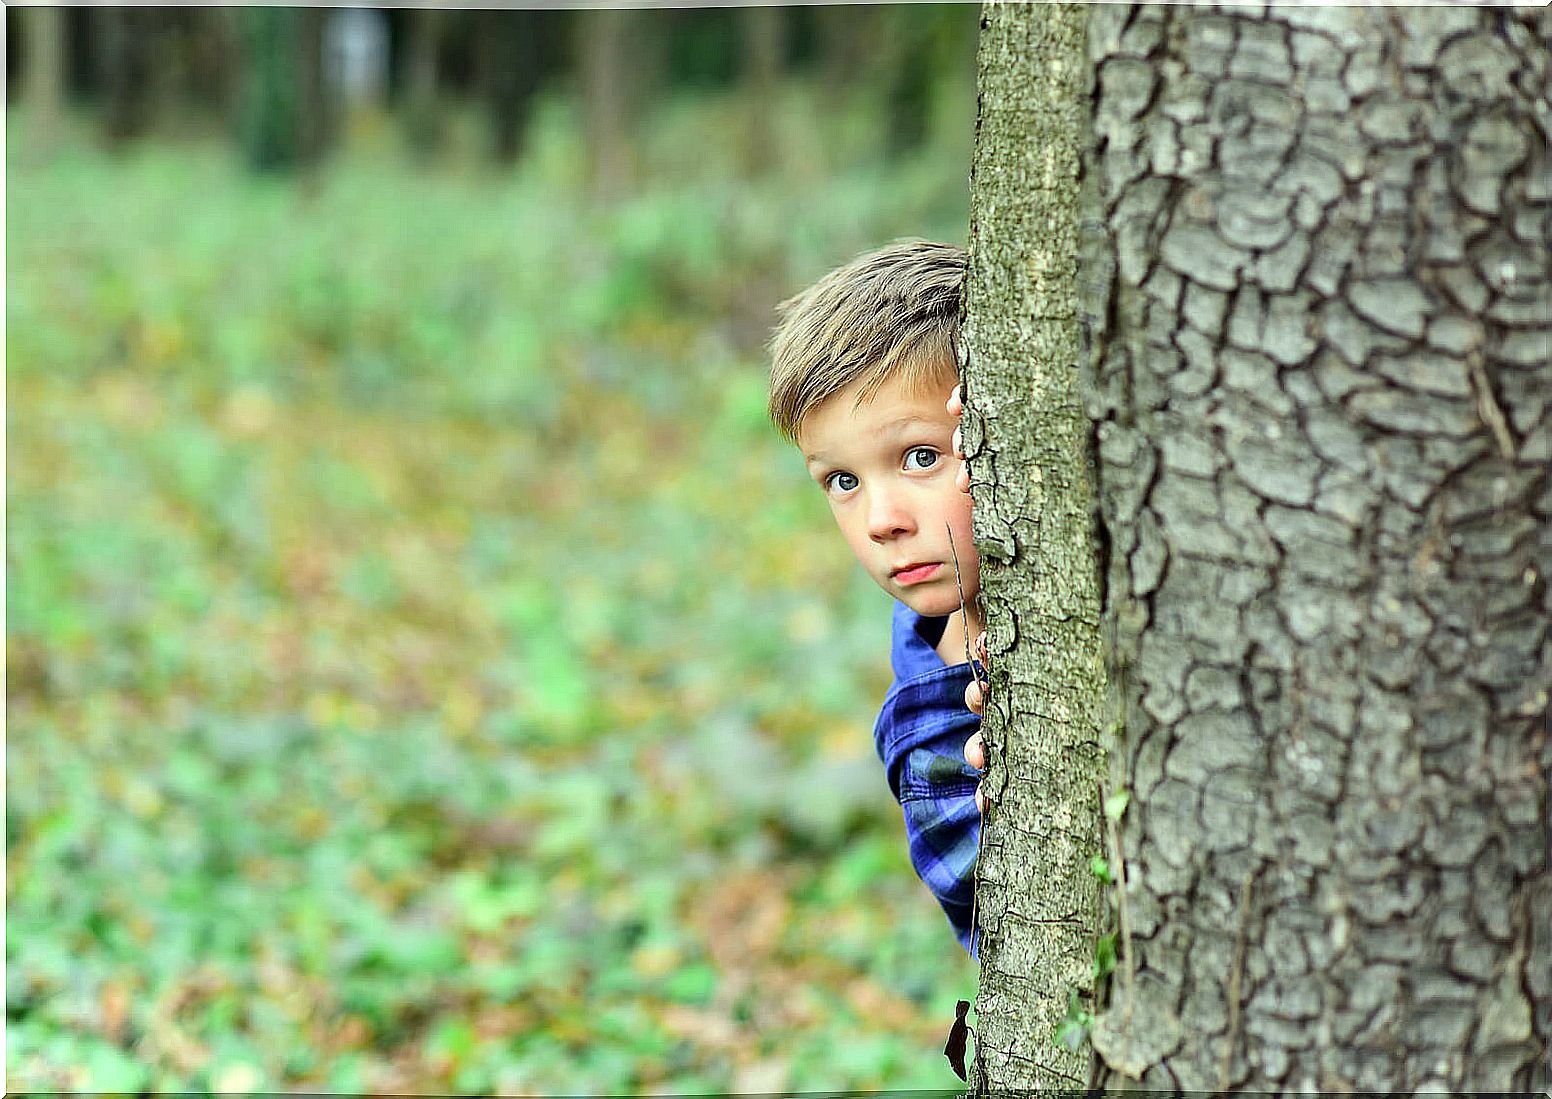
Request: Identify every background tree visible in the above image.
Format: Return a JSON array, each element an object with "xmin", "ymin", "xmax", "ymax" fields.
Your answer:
[
  {"xmin": 19, "ymin": 5, "xmax": 65, "ymax": 145},
  {"xmin": 297, "ymin": 9, "xmax": 329, "ymax": 166},
  {"xmin": 401, "ymin": 7, "xmax": 443, "ymax": 161},
  {"xmin": 98, "ymin": 6, "xmax": 152, "ymax": 145},
  {"xmin": 236, "ymin": 8, "xmax": 319, "ymax": 172},
  {"xmin": 738, "ymin": 6, "xmax": 785, "ymax": 173},
  {"xmin": 185, "ymin": 8, "xmax": 241, "ymax": 130},
  {"xmin": 964, "ymin": 2, "xmax": 1550, "ymax": 1090},
  {"xmin": 814, "ymin": 5, "xmax": 874, "ymax": 98},
  {"xmin": 578, "ymin": 8, "xmax": 637, "ymax": 200},
  {"xmin": 476, "ymin": 9, "xmax": 557, "ymax": 165}
]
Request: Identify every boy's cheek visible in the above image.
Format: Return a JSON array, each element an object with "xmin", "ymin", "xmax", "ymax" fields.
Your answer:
[{"xmin": 832, "ymin": 518, "xmax": 879, "ymax": 576}]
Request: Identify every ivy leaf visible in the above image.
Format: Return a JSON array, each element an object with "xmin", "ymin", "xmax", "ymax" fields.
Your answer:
[
  {"xmin": 1089, "ymin": 854, "xmax": 1113, "ymax": 885},
  {"xmin": 1054, "ymin": 1017, "xmax": 1089, "ymax": 1053},
  {"xmin": 1052, "ymin": 990, "xmax": 1093, "ymax": 1053},
  {"xmin": 1092, "ymin": 932, "xmax": 1117, "ymax": 981}
]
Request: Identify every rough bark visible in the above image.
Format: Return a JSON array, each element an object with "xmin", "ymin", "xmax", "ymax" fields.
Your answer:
[
  {"xmin": 962, "ymin": 3, "xmax": 1110, "ymax": 1090},
  {"xmin": 1080, "ymin": 5, "xmax": 1550, "ymax": 1090}
]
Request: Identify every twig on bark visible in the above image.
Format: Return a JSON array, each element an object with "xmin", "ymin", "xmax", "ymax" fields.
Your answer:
[
  {"xmin": 947, "ymin": 523, "xmax": 988, "ymax": 1077},
  {"xmin": 947, "ymin": 524, "xmax": 988, "ymax": 697},
  {"xmin": 1100, "ymin": 779, "xmax": 1135, "ymax": 1027},
  {"xmin": 1219, "ymin": 869, "xmax": 1255, "ymax": 1091},
  {"xmin": 1469, "ymin": 352, "xmax": 1518, "ymax": 461}
]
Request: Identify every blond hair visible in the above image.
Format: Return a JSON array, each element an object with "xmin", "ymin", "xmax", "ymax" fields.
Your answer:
[{"xmin": 768, "ymin": 240, "xmax": 965, "ymax": 444}]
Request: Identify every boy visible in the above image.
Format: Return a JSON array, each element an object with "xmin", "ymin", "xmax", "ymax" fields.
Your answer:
[{"xmin": 768, "ymin": 240, "xmax": 990, "ymax": 956}]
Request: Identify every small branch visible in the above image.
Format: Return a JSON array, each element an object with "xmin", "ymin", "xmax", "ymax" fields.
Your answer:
[
  {"xmin": 1100, "ymin": 780, "xmax": 1135, "ymax": 1028},
  {"xmin": 1218, "ymin": 869, "xmax": 1255, "ymax": 1092},
  {"xmin": 949, "ymin": 522, "xmax": 991, "ymax": 1092},
  {"xmin": 1469, "ymin": 352, "xmax": 1518, "ymax": 461}
]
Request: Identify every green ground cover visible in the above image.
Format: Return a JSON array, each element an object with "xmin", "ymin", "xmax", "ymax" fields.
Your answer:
[{"xmin": 7, "ymin": 87, "xmax": 979, "ymax": 1092}]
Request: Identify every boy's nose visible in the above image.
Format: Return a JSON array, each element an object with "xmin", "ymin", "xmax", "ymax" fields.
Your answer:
[{"xmin": 867, "ymin": 493, "xmax": 915, "ymax": 542}]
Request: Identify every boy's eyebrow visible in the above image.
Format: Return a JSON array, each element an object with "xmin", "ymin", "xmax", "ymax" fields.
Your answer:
[
  {"xmin": 804, "ymin": 415, "xmax": 943, "ymax": 466},
  {"xmin": 876, "ymin": 414, "xmax": 942, "ymax": 434}
]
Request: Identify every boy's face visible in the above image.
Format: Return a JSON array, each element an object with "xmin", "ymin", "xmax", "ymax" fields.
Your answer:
[{"xmin": 798, "ymin": 370, "xmax": 980, "ymax": 619}]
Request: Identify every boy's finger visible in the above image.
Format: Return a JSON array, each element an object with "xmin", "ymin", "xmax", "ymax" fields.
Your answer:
[
  {"xmin": 964, "ymin": 679, "xmax": 984, "ymax": 716},
  {"xmin": 976, "ymin": 784, "xmax": 985, "ymax": 816},
  {"xmin": 964, "ymin": 731, "xmax": 984, "ymax": 770},
  {"xmin": 947, "ymin": 385, "xmax": 963, "ymax": 417},
  {"xmin": 977, "ymin": 631, "xmax": 988, "ymax": 665},
  {"xmin": 957, "ymin": 462, "xmax": 971, "ymax": 493},
  {"xmin": 953, "ymin": 425, "xmax": 963, "ymax": 459}
]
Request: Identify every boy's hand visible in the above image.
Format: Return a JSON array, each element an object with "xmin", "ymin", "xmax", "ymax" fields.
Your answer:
[
  {"xmin": 963, "ymin": 630, "xmax": 988, "ymax": 815},
  {"xmin": 948, "ymin": 385, "xmax": 971, "ymax": 495}
]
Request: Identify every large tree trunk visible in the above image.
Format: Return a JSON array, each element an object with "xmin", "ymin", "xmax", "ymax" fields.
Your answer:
[
  {"xmin": 967, "ymin": 1, "xmax": 1549, "ymax": 1092},
  {"xmin": 962, "ymin": 3, "xmax": 1110, "ymax": 1090},
  {"xmin": 1078, "ymin": 4, "xmax": 1549, "ymax": 1090}
]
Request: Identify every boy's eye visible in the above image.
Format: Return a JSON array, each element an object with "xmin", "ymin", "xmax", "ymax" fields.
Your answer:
[
  {"xmin": 905, "ymin": 447, "xmax": 940, "ymax": 471},
  {"xmin": 826, "ymin": 471, "xmax": 859, "ymax": 493}
]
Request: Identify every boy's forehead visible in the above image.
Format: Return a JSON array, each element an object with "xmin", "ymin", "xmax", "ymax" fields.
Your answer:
[{"xmin": 799, "ymin": 382, "xmax": 949, "ymax": 460}]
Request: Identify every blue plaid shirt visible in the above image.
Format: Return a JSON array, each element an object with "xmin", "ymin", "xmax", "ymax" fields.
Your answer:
[{"xmin": 873, "ymin": 600, "xmax": 984, "ymax": 956}]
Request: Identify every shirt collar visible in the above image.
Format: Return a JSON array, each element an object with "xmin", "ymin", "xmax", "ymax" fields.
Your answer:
[{"xmin": 889, "ymin": 599, "xmax": 954, "ymax": 682}]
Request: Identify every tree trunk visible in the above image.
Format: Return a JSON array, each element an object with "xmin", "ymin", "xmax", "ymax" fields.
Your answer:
[
  {"xmin": 237, "ymin": 9, "xmax": 301, "ymax": 171},
  {"xmin": 480, "ymin": 10, "xmax": 549, "ymax": 166},
  {"xmin": 1078, "ymin": 4, "xmax": 1549, "ymax": 1090},
  {"xmin": 815, "ymin": 4, "xmax": 870, "ymax": 98},
  {"xmin": 962, "ymin": 3, "xmax": 1110, "ymax": 1090},
  {"xmin": 20, "ymin": 5, "xmax": 66, "ymax": 143},
  {"xmin": 967, "ymin": 2, "xmax": 1550, "ymax": 1091},
  {"xmin": 579, "ymin": 8, "xmax": 634, "ymax": 200},
  {"xmin": 188, "ymin": 7, "xmax": 241, "ymax": 127},
  {"xmin": 402, "ymin": 7, "xmax": 442, "ymax": 160},
  {"xmin": 99, "ymin": 6, "xmax": 151, "ymax": 145},
  {"xmin": 739, "ymin": 5, "xmax": 785, "ymax": 173}
]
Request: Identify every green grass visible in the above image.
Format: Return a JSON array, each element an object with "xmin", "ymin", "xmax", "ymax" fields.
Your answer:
[{"xmin": 7, "ymin": 83, "xmax": 979, "ymax": 1092}]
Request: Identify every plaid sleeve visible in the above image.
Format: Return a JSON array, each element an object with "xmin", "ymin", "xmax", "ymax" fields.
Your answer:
[
  {"xmin": 901, "ymin": 756, "xmax": 982, "ymax": 955},
  {"xmin": 875, "ymin": 664, "xmax": 984, "ymax": 956}
]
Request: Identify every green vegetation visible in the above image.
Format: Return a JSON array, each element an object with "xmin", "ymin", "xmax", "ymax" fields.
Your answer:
[{"xmin": 7, "ymin": 83, "xmax": 977, "ymax": 1093}]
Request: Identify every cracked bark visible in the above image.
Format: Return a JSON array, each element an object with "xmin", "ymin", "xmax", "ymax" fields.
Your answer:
[
  {"xmin": 1080, "ymin": 5, "xmax": 1550, "ymax": 1090},
  {"xmin": 967, "ymin": 3, "xmax": 1549, "ymax": 1091},
  {"xmin": 963, "ymin": 3, "xmax": 1110, "ymax": 1090}
]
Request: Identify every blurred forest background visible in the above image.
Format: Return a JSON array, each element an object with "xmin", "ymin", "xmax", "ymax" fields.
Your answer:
[{"xmin": 6, "ymin": 4, "xmax": 987, "ymax": 1093}]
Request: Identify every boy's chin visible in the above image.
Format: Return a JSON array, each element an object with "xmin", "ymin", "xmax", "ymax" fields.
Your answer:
[{"xmin": 893, "ymin": 585, "xmax": 966, "ymax": 620}]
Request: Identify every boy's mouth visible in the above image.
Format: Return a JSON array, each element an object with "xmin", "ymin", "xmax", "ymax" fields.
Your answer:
[{"xmin": 891, "ymin": 562, "xmax": 942, "ymax": 585}]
